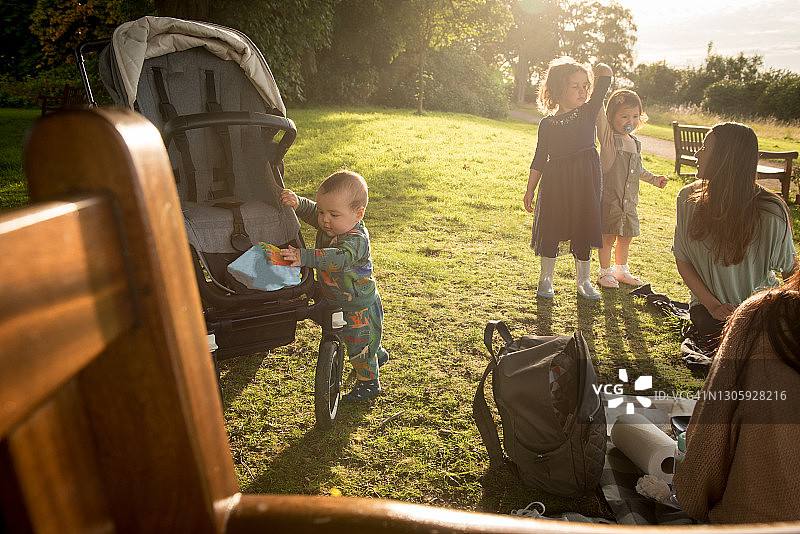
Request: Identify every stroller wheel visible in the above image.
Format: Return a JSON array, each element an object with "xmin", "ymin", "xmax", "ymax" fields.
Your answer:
[{"xmin": 314, "ymin": 338, "xmax": 344, "ymax": 428}]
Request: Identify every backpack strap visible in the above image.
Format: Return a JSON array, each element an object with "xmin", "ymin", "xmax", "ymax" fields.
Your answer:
[
  {"xmin": 473, "ymin": 320, "xmax": 513, "ymax": 468},
  {"xmin": 472, "ymin": 358, "xmax": 505, "ymax": 468},
  {"xmin": 483, "ymin": 319, "xmax": 514, "ymax": 363}
]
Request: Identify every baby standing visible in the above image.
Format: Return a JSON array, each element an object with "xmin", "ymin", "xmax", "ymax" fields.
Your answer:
[
  {"xmin": 596, "ymin": 90, "xmax": 668, "ymax": 288},
  {"xmin": 523, "ymin": 57, "xmax": 612, "ymax": 300}
]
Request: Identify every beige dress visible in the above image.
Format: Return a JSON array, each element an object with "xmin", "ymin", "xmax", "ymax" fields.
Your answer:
[{"xmin": 596, "ymin": 110, "xmax": 659, "ymax": 237}]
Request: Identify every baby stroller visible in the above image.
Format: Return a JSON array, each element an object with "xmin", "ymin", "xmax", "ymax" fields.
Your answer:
[{"xmin": 76, "ymin": 16, "xmax": 345, "ymax": 428}]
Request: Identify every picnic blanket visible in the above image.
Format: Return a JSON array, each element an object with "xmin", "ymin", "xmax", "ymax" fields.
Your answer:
[{"xmin": 600, "ymin": 393, "xmax": 698, "ymax": 525}]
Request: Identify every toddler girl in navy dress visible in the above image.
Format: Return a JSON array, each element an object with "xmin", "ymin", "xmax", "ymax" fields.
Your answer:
[{"xmin": 523, "ymin": 57, "xmax": 612, "ymax": 300}]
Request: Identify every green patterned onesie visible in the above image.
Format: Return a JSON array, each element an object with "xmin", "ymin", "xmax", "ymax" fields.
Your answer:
[{"xmin": 296, "ymin": 197, "xmax": 388, "ymax": 381}]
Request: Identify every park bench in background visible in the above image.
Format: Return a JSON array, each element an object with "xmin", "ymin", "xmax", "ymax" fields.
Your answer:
[
  {"xmin": 673, "ymin": 121, "xmax": 798, "ymax": 201},
  {"xmin": 36, "ymin": 84, "xmax": 85, "ymax": 116},
  {"xmin": 3, "ymin": 108, "xmax": 800, "ymax": 532}
]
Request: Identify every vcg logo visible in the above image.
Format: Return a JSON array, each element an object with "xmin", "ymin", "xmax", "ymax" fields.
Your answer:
[{"xmin": 592, "ymin": 369, "xmax": 653, "ymax": 414}]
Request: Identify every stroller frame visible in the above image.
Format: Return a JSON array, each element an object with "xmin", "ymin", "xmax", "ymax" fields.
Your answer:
[{"xmin": 75, "ymin": 17, "xmax": 346, "ymax": 427}]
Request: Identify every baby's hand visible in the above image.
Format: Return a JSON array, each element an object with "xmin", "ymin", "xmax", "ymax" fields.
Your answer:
[
  {"xmin": 594, "ymin": 63, "xmax": 612, "ymax": 78},
  {"xmin": 279, "ymin": 245, "xmax": 302, "ymax": 267},
  {"xmin": 280, "ymin": 189, "xmax": 299, "ymax": 210},
  {"xmin": 655, "ymin": 175, "xmax": 668, "ymax": 189}
]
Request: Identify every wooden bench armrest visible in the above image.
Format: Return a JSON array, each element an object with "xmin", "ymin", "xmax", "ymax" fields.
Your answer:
[{"xmin": 759, "ymin": 150, "xmax": 799, "ymax": 160}]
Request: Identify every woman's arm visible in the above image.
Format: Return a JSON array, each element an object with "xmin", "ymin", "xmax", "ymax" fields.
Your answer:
[{"xmin": 675, "ymin": 257, "xmax": 736, "ymax": 320}]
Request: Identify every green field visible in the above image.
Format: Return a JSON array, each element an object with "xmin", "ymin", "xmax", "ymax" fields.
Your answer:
[{"xmin": 3, "ymin": 106, "xmax": 799, "ymax": 517}]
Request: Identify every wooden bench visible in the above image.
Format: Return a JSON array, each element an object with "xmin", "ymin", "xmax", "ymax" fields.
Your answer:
[
  {"xmin": 673, "ymin": 121, "xmax": 798, "ymax": 201},
  {"xmin": 36, "ymin": 84, "xmax": 86, "ymax": 116},
  {"xmin": 3, "ymin": 109, "xmax": 800, "ymax": 533}
]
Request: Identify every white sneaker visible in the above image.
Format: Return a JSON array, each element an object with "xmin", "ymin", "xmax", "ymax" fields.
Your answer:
[
  {"xmin": 597, "ymin": 267, "xmax": 619, "ymax": 288},
  {"xmin": 614, "ymin": 264, "xmax": 644, "ymax": 286}
]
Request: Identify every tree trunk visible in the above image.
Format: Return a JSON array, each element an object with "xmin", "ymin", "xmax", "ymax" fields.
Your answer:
[
  {"xmin": 154, "ymin": 0, "xmax": 209, "ymax": 20},
  {"xmin": 514, "ymin": 53, "xmax": 532, "ymax": 106},
  {"xmin": 416, "ymin": 50, "xmax": 426, "ymax": 115}
]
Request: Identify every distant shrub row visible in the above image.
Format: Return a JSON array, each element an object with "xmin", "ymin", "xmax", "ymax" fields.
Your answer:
[
  {"xmin": 631, "ymin": 58, "xmax": 800, "ymax": 122},
  {"xmin": 702, "ymin": 75, "xmax": 800, "ymax": 122}
]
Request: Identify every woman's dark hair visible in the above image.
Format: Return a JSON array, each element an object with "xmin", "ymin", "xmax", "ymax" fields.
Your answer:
[{"xmin": 688, "ymin": 122, "xmax": 786, "ymax": 266}]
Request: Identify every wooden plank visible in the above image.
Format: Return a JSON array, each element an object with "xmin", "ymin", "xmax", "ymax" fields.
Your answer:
[
  {"xmin": 1, "ymin": 382, "xmax": 113, "ymax": 534},
  {"xmin": 23, "ymin": 108, "xmax": 238, "ymax": 532},
  {"xmin": 0, "ymin": 197, "xmax": 134, "ymax": 437}
]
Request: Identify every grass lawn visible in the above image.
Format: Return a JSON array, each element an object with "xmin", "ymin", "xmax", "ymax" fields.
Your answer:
[
  {"xmin": 217, "ymin": 106, "xmax": 800, "ymax": 517},
  {"xmin": 0, "ymin": 108, "xmax": 37, "ymax": 209},
  {"xmin": 3, "ymin": 106, "xmax": 799, "ymax": 518}
]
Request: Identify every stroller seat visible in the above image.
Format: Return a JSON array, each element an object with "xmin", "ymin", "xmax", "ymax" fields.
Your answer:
[{"xmin": 78, "ymin": 16, "xmax": 347, "ymax": 427}]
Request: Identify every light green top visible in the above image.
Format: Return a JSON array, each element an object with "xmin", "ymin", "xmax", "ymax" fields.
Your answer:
[{"xmin": 672, "ymin": 181, "xmax": 796, "ymax": 307}]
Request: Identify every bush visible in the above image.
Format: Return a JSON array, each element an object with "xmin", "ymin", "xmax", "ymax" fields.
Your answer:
[
  {"xmin": 0, "ymin": 64, "xmax": 86, "ymax": 108},
  {"xmin": 375, "ymin": 45, "xmax": 508, "ymax": 119},
  {"xmin": 700, "ymin": 74, "xmax": 800, "ymax": 122},
  {"xmin": 754, "ymin": 73, "xmax": 800, "ymax": 122},
  {"xmin": 304, "ymin": 61, "xmax": 380, "ymax": 106},
  {"xmin": 630, "ymin": 62, "xmax": 681, "ymax": 105},
  {"xmin": 701, "ymin": 80, "xmax": 767, "ymax": 117}
]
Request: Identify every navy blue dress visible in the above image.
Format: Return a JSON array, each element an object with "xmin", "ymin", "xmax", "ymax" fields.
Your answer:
[{"xmin": 530, "ymin": 75, "xmax": 611, "ymax": 260}]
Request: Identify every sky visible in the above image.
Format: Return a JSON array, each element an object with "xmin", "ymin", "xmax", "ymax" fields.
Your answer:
[{"xmin": 613, "ymin": 0, "xmax": 800, "ymax": 74}]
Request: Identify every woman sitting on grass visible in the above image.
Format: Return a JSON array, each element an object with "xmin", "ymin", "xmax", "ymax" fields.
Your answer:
[
  {"xmin": 674, "ymin": 269, "xmax": 800, "ymax": 523},
  {"xmin": 672, "ymin": 122, "xmax": 797, "ymax": 354}
]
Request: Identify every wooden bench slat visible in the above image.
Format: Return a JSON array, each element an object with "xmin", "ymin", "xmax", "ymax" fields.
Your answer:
[{"xmin": 0, "ymin": 197, "xmax": 134, "ymax": 437}]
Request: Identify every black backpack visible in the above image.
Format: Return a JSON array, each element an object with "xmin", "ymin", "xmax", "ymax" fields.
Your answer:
[{"xmin": 473, "ymin": 320, "xmax": 607, "ymax": 497}]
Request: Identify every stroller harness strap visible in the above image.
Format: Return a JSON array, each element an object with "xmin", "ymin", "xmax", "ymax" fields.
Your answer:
[
  {"xmin": 213, "ymin": 201, "xmax": 252, "ymax": 252},
  {"xmin": 152, "ymin": 67, "xmax": 198, "ymax": 202},
  {"xmin": 205, "ymin": 70, "xmax": 235, "ymax": 200}
]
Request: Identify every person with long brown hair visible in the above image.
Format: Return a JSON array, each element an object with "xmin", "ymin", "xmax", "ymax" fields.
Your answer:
[
  {"xmin": 674, "ymin": 269, "xmax": 800, "ymax": 523},
  {"xmin": 672, "ymin": 122, "xmax": 796, "ymax": 353}
]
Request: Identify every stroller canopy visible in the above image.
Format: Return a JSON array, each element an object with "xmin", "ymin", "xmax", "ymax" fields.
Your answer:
[{"xmin": 108, "ymin": 16, "xmax": 285, "ymax": 115}]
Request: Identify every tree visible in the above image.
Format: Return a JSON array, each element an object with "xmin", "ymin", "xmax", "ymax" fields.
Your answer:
[
  {"xmin": 630, "ymin": 61, "xmax": 680, "ymax": 105},
  {"xmin": 559, "ymin": 0, "xmax": 636, "ymax": 79},
  {"xmin": 404, "ymin": 0, "xmax": 511, "ymax": 114},
  {"xmin": 0, "ymin": 0, "xmax": 41, "ymax": 76},
  {"xmin": 29, "ymin": 0, "xmax": 133, "ymax": 66},
  {"xmin": 501, "ymin": 0, "xmax": 636, "ymax": 106},
  {"xmin": 502, "ymin": 0, "xmax": 562, "ymax": 106},
  {"xmin": 702, "ymin": 42, "xmax": 763, "ymax": 84},
  {"xmin": 208, "ymin": 0, "xmax": 339, "ymax": 103},
  {"xmin": 154, "ymin": 0, "xmax": 207, "ymax": 20}
]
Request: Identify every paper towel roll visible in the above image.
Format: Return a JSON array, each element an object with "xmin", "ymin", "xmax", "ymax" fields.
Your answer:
[{"xmin": 611, "ymin": 413, "xmax": 676, "ymax": 482}]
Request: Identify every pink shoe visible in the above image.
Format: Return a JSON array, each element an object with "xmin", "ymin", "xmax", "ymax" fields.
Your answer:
[
  {"xmin": 614, "ymin": 264, "xmax": 644, "ymax": 286},
  {"xmin": 597, "ymin": 267, "xmax": 619, "ymax": 288}
]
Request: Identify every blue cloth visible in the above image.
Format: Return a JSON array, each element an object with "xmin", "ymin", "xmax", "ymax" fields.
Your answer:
[{"xmin": 227, "ymin": 245, "xmax": 301, "ymax": 291}]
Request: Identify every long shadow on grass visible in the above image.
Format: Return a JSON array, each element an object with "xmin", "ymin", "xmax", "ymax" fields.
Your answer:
[
  {"xmin": 598, "ymin": 289, "xmax": 687, "ymax": 389},
  {"xmin": 241, "ymin": 402, "xmax": 372, "ymax": 495},
  {"xmin": 219, "ymin": 352, "xmax": 268, "ymax": 411},
  {"xmin": 534, "ymin": 297, "xmax": 554, "ymax": 335}
]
